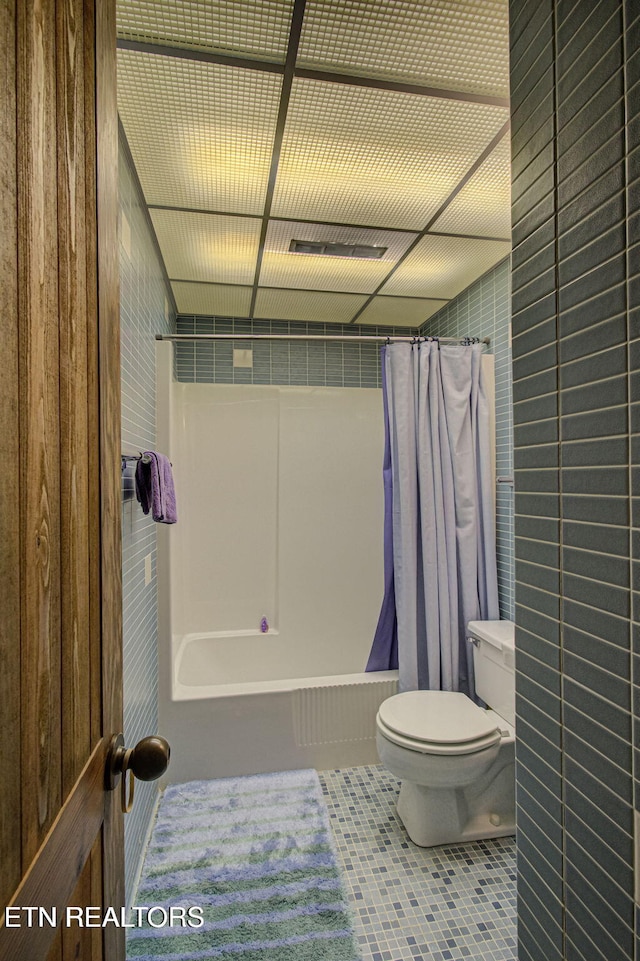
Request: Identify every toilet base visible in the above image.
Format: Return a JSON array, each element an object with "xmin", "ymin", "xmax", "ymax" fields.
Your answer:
[{"xmin": 396, "ymin": 750, "xmax": 516, "ymax": 847}]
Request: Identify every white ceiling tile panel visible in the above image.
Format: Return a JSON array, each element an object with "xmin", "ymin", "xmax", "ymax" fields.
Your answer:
[
  {"xmin": 382, "ymin": 235, "xmax": 511, "ymax": 299},
  {"xmin": 259, "ymin": 220, "xmax": 418, "ymax": 292},
  {"xmin": 431, "ymin": 136, "xmax": 512, "ymax": 238},
  {"xmin": 118, "ymin": 49, "xmax": 282, "ymax": 213},
  {"xmin": 116, "ymin": 0, "xmax": 293, "ymax": 62},
  {"xmin": 150, "ymin": 210, "xmax": 261, "ymax": 284},
  {"xmin": 172, "ymin": 282, "xmax": 252, "ymax": 316},
  {"xmin": 271, "ymin": 79, "xmax": 509, "ymax": 230},
  {"xmin": 357, "ymin": 296, "xmax": 448, "ymax": 327},
  {"xmin": 254, "ymin": 288, "xmax": 368, "ymax": 323},
  {"xmin": 298, "ymin": 0, "xmax": 509, "ymax": 98}
]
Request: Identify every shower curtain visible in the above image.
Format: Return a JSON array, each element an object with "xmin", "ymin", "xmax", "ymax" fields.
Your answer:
[{"xmin": 366, "ymin": 341, "xmax": 499, "ymax": 698}]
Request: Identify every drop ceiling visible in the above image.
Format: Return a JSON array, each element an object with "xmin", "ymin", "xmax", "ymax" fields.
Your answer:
[{"xmin": 116, "ymin": 0, "xmax": 511, "ymax": 327}]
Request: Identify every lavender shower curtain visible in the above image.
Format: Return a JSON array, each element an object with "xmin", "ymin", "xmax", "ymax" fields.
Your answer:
[
  {"xmin": 365, "ymin": 347, "xmax": 398, "ymax": 672},
  {"xmin": 366, "ymin": 341, "xmax": 499, "ymax": 698}
]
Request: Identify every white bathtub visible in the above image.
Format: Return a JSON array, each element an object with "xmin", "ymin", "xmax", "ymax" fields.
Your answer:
[
  {"xmin": 155, "ymin": 351, "xmax": 396, "ymax": 783},
  {"xmin": 161, "ymin": 631, "xmax": 398, "ymax": 784}
]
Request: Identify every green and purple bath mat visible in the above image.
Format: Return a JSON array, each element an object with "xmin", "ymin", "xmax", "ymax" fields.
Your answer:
[{"xmin": 127, "ymin": 769, "xmax": 361, "ymax": 961}]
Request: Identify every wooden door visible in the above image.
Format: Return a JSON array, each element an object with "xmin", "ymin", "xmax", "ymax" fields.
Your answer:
[{"xmin": 0, "ymin": 1, "xmax": 124, "ymax": 959}]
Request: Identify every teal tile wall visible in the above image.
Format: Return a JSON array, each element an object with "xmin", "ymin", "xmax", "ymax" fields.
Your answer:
[
  {"xmin": 120, "ymin": 133, "xmax": 175, "ymax": 906},
  {"xmin": 174, "ymin": 316, "xmax": 420, "ymax": 388},
  {"xmin": 510, "ymin": 3, "xmax": 639, "ymax": 959},
  {"xmin": 422, "ymin": 258, "xmax": 514, "ymax": 621}
]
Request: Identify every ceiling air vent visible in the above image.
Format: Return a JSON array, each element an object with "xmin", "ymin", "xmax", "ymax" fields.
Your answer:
[{"xmin": 289, "ymin": 239, "xmax": 387, "ymax": 259}]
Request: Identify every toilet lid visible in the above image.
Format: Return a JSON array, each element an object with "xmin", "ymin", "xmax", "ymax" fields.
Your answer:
[{"xmin": 378, "ymin": 691, "xmax": 499, "ymax": 746}]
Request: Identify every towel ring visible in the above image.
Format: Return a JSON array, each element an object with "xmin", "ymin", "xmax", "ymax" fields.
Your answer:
[{"xmin": 121, "ymin": 452, "xmax": 152, "ymax": 471}]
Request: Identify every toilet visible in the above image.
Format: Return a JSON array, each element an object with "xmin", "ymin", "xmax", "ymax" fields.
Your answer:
[{"xmin": 376, "ymin": 620, "xmax": 515, "ymax": 847}]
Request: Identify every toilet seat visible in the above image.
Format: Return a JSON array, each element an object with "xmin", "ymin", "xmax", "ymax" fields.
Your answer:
[{"xmin": 377, "ymin": 690, "xmax": 502, "ymax": 756}]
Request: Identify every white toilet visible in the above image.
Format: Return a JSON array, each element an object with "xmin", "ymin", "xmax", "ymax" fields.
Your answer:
[{"xmin": 376, "ymin": 620, "xmax": 515, "ymax": 847}]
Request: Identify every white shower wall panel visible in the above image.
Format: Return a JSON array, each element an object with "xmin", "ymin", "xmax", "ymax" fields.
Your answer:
[
  {"xmin": 277, "ymin": 387, "xmax": 384, "ymax": 676},
  {"xmin": 172, "ymin": 385, "xmax": 279, "ymax": 637},
  {"xmin": 169, "ymin": 382, "xmax": 385, "ymax": 679}
]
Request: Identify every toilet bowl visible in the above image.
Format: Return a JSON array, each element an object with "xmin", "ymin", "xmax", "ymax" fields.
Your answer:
[{"xmin": 376, "ymin": 620, "xmax": 515, "ymax": 847}]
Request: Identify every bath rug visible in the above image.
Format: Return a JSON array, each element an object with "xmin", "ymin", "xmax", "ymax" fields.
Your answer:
[{"xmin": 127, "ymin": 769, "xmax": 360, "ymax": 961}]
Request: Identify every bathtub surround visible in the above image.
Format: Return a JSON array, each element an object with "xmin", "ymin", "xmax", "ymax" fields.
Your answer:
[
  {"xmin": 424, "ymin": 259, "xmax": 514, "ymax": 623},
  {"xmin": 156, "ymin": 353, "xmax": 403, "ymax": 780},
  {"xmin": 163, "ymin": 378, "xmax": 383, "ymax": 651},
  {"xmin": 320, "ymin": 765, "xmax": 517, "ymax": 961},
  {"xmin": 120, "ymin": 131, "xmax": 175, "ymax": 906},
  {"xmin": 129, "ymin": 770, "xmax": 360, "ymax": 961},
  {"xmin": 510, "ymin": 3, "xmax": 639, "ymax": 960}
]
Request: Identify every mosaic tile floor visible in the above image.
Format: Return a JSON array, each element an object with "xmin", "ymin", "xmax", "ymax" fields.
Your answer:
[{"xmin": 318, "ymin": 765, "xmax": 517, "ymax": 961}]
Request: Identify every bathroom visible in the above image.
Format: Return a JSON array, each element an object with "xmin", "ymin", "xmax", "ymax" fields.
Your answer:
[
  {"xmin": 0, "ymin": 1, "xmax": 637, "ymax": 960},
  {"xmin": 116, "ymin": 3, "xmax": 640, "ymax": 961},
  {"xmin": 123, "ymin": 4, "xmax": 634, "ymax": 958}
]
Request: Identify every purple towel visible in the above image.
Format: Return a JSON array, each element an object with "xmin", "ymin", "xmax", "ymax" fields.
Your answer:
[{"xmin": 135, "ymin": 451, "xmax": 177, "ymax": 524}]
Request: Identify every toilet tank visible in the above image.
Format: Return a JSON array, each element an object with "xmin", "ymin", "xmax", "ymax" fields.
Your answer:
[{"xmin": 467, "ymin": 620, "xmax": 515, "ymax": 727}]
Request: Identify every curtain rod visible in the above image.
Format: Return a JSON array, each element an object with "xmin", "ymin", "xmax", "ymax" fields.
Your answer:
[{"xmin": 155, "ymin": 333, "xmax": 490, "ymax": 346}]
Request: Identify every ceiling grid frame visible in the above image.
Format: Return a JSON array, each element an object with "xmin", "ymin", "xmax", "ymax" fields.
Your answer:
[
  {"xmin": 269, "ymin": 79, "xmax": 509, "ymax": 229},
  {"xmin": 117, "ymin": 48, "xmax": 284, "ymax": 213},
  {"xmin": 348, "ymin": 121, "xmax": 511, "ymax": 324},
  {"xmin": 147, "ymin": 203, "xmax": 511, "ymax": 242},
  {"xmin": 296, "ymin": 0, "xmax": 510, "ymax": 98},
  {"xmin": 150, "ymin": 208, "xmax": 263, "ymax": 285},
  {"xmin": 116, "ymin": 0, "xmax": 295, "ymax": 62},
  {"xmin": 169, "ymin": 277, "xmax": 454, "ymax": 300},
  {"xmin": 115, "ymin": 39, "xmax": 510, "ymax": 108},
  {"xmin": 247, "ymin": 0, "xmax": 308, "ymax": 319},
  {"xmin": 430, "ymin": 134, "xmax": 512, "ymax": 238},
  {"xmin": 380, "ymin": 235, "xmax": 511, "ymax": 299},
  {"xmin": 117, "ymin": 38, "xmax": 285, "ymax": 74},
  {"xmin": 116, "ymin": 0, "xmax": 512, "ymax": 326}
]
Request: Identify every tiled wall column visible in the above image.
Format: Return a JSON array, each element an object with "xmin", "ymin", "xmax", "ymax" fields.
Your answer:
[
  {"xmin": 120, "ymin": 131, "xmax": 175, "ymax": 906},
  {"xmin": 510, "ymin": 3, "xmax": 638, "ymax": 960},
  {"xmin": 629, "ymin": 0, "xmax": 640, "ymax": 948}
]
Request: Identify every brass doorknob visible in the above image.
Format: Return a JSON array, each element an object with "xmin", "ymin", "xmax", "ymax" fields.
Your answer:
[
  {"xmin": 107, "ymin": 733, "xmax": 171, "ymax": 813},
  {"xmin": 128, "ymin": 736, "xmax": 171, "ymax": 781}
]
